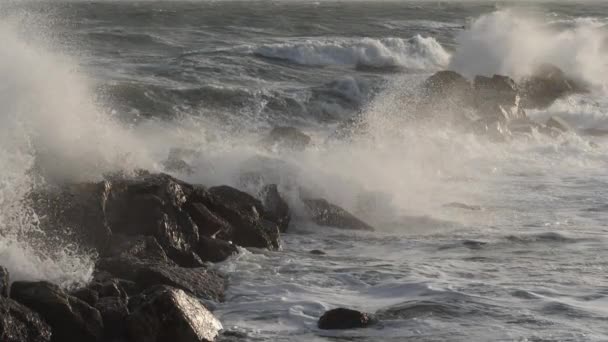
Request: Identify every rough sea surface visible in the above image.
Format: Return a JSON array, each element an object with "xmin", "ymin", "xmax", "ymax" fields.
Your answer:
[{"xmin": 1, "ymin": 1, "xmax": 608, "ymax": 341}]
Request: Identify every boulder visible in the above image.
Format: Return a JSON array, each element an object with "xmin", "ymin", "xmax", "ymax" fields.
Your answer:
[
  {"xmin": 95, "ymin": 296, "xmax": 129, "ymax": 339},
  {"xmin": 318, "ymin": 308, "xmax": 373, "ymax": 330},
  {"xmin": 127, "ymin": 286, "xmax": 223, "ymax": 342},
  {"xmin": 261, "ymin": 126, "xmax": 311, "ymax": 151},
  {"xmin": 421, "ymin": 70, "xmax": 472, "ymax": 104},
  {"xmin": 70, "ymin": 287, "xmax": 99, "ymax": 307},
  {"xmin": 0, "ymin": 297, "xmax": 52, "ymax": 342},
  {"xmin": 134, "ymin": 265, "xmax": 226, "ymax": 302},
  {"xmin": 103, "ymin": 234, "xmax": 172, "ymax": 264},
  {"xmin": 196, "ymin": 236, "xmax": 238, "ymax": 263},
  {"xmin": 11, "ymin": 281, "xmax": 104, "ymax": 342},
  {"xmin": 0, "ymin": 266, "xmax": 8, "ymax": 297},
  {"xmin": 260, "ymin": 184, "xmax": 291, "ymax": 233},
  {"xmin": 302, "ymin": 198, "xmax": 374, "ymax": 231},
  {"xmin": 545, "ymin": 116, "xmax": 572, "ymax": 133},
  {"xmin": 473, "ymin": 74, "xmax": 524, "ymax": 122},
  {"xmin": 521, "ymin": 64, "xmax": 587, "ymax": 109},
  {"xmin": 185, "ymin": 198, "xmax": 233, "ymax": 238},
  {"xmin": 200, "ymin": 186, "xmax": 281, "ymax": 249}
]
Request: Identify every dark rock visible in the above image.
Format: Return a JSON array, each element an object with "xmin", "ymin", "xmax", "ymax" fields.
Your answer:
[
  {"xmin": 302, "ymin": 198, "xmax": 374, "ymax": 231},
  {"xmin": 103, "ymin": 234, "xmax": 171, "ymax": 264},
  {"xmin": 581, "ymin": 128, "xmax": 608, "ymax": 137},
  {"xmin": 318, "ymin": 308, "xmax": 373, "ymax": 330},
  {"xmin": 261, "ymin": 126, "xmax": 311, "ymax": 151},
  {"xmin": 0, "ymin": 266, "xmax": 8, "ymax": 297},
  {"xmin": 521, "ymin": 64, "xmax": 587, "ymax": 109},
  {"xmin": 196, "ymin": 236, "xmax": 238, "ymax": 263},
  {"xmin": 96, "ymin": 296, "xmax": 129, "ymax": 339},
  {"xmin": 11, "ymin": 281, "xmax": 104, "ymax": 342},
  {"xmin": 29, "ymin": 182, "xmax": 112, "ymax": 252},
  {"xmin": 104, "ymin": 173, "xmax": 203, "ymax": 267},
  {"xmin": 462, "ymin": 240, "xmax": 488, "ymax": 250},
  {"xmin": 134, "ymin": 265, "xmax": 226, "ymax": 302},
  {"xmin": 71, "ymin": 287, "xmax": 99, "ymax": 307},
  {"xmin": 421, "ymin": 70, "xmax": 472, "ymax": 105},
  {"xmin": 185, "ymin": 199, "xmax": 233, "ymax": 238},
  {"xmin": 545, "ymin": 116, "xmax": 571, "ymax": 133},
  {"xmin": 90, "ymin": 279, "xmax": 127, "ymax": 300},
  {"xmin": 202, "ymin": 186, "xmax": 281, "ymax": 249},
  {"xmin": 309, "ymin": 250, "xmax": 326, "ymax": 255},
  {"xmin": 127, "ymin": 286, "xmax": 222, "ymax": 342},
  {"xmin": 0, "ymin": 296, "xmax": 52, "ymax": 342},
  {"xmin": 473, "ymin": 74, "xmax": 524, "ymax": 122},
  {"xmin": 260, "ymin": 184, "xmax": 291, "ymax": 233}
]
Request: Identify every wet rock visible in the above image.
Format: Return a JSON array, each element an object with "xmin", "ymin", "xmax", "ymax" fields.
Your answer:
[
  {"xmin": 201, "ymin": 186, "xmax": 281, "ymax": 249},
  {"xmin": 29, "ymin": 182, "xmax": 112, "ymax": 252},
  {"xmin": 261, "ymin": 126, "xmax": 311, "ymax": 151},
  {"xmin": 521, "ymin": 64, "xmax": 587, "ymax": 109},
  {"xmin": 104, "ymin": 173, "xmax": 203, "ymax": 267},
  {"xmin": 545, "ymin": 116, "xmax": 571, "ymax": 133},
  {"xmin": 0, "ymin": 266, "xmax": 8, "ymax": 297},
  {"xmin": 0, "ymin": 296, "xmax": 52, "ymax": 342},
  {"xmin": 103, "ymin": 234, "xmax": 172, "ymax": 264},
  {"xmin": 421, "ymin": 70, "xmax": 472, "ymax": 105},
  {"xmin": 462, "ymin": 240, "xmax": 488, "ymax": 250},
  {"xmin": 95, "ymin": 296, "xmax": 129, "ymax": 339},
  {"xmin": 134, "ymin": 264, "xmax": 226, "ymax": 302},
  {"xmin": 318, "ymin": 308, "xmax": 373, "ymax": 330},
  {"xmin": 260, "ymin": 184, "xmax": 291, "ymax": 232},
  {"xmin": 196, "ymin": 236, "xmax": 238, "ymax": 263},
  {"xmin": 71, "ymin": 287, "xmax": 99, "ymax": 307},
  {"xmin": 185, "ymin": 199, "xmax": 233, "ymax": 238},
  {"xmin": 302, "ymin": 198, "xmax": 374, "ymax": 231},
  {"xmin": 127, "ymin": 286, "xmax": 223, "ymax": 342},
  {"xmin": 473, "ymin": 74, "xmax": 524, "ymax": 122},
  {"xmin": 11, "ymin": 281, "xmax": 104, "ymax": 342}
]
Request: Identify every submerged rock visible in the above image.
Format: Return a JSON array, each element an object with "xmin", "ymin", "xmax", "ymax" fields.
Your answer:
[
  {"xmin": 261, "ymin": 126, "xmax": 311, "ymax": 151},
  {"xmin": 318, "ymin": 308, "xmax": 373, "ymax": 330},
  {"xmin": 302, "ymin": 198, "xmax": 374, "ymax": 231},
  {"xmin": 127, "ymin": 286, "xmax": 223, "ymax": 342},
  {"xmin": 11, "ymin": 281, "xmax": 104, "ymax": 342},
  {"xmin": 0, "ymin": 296, "xmax": 52, "ymax": 342}
]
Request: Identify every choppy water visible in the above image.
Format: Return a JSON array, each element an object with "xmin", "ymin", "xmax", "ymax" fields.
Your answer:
[{"xmin": 1, "ymin": 1, "xmax": 608, "ymax": 341}]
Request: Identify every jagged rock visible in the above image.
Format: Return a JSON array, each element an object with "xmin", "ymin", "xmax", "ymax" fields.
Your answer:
[
  {"xmin": 261, "ymin": 126, "xmax": 311, "ymax": 151},
  {"xmin": 104, "ymin": 173, "xmax": 203, "ymax": 267},
  {"xmin": 196, "ymin": 236, "xmax": 238, "ymax": 263},
  {"xmin": 11, "ymin": 281, "xmax": 104, "ymax": 342},
  {"xmin": 260, "ymin": 184, "xmax": 290, "ymax": 233},
  {"xmin": 302, "ymin": 198, "xmax": 374, "ymax": 231},
  {"xmin": 103, "ymin": 234, "xmax": 172, "ymax": 264},
  {"xmin": 473, "ymin": 74, "xmax": 524, "ymax": 122},
  {"xmin": 318, "ymin": 308, "xmax": 373, "ymax": 330},
  {"xmin": 201, "ymin": 186, "xmax": 281, "ymax": 249},
  {"xmin": 545, "ymin": 116, "xmax": 571, "ymax": 133},
  {"xmin": 96, "ymin": 296, "xmax": 129, "ymax": 339},
  {"xmin": 185, "ymin": 198, "xmax": 233, "ymax": 238},
  {"xmin": 0, "ymin": 297, "xmax": 52, "ymax": 342},
  {"xmin": 521, "ymin": 64, "xmax": 587, "ymax": 109},
  {"xmin": 134, "ymin": 265, "xmax": 226, "ymax": 302},
  {"xmin": 127, "ymin": 286, "xmax": 223, "ymax": 342},
  {"xmin": 29, "ymin": 182, "xmax": 112, "ymax": 252},
  {"xmin": 71, "ymin": 287, "xmax": 99, "ymax": 307},
  {"xmin": 0, "ymin": 266, "xmax": 8, "ymax": 297}
]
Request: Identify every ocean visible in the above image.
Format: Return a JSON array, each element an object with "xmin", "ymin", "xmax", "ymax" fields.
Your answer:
[{"xmin": 1, "ymin": 1, "xmax": 608, "ymax": 341}]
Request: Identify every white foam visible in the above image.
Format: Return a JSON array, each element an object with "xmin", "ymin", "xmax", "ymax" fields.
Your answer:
[
  {"xmin": 255, "ymin": 35, "xmax": 450, "ymax": 70},
  {"xmin": 449, "ymin": 9, "xmax": 608, "ymax": 89}
]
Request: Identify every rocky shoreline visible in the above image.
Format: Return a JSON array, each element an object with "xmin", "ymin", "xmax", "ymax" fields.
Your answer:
[{"xmin": 0, "ymin": 65, "xmax": 592, "ymax": 342}]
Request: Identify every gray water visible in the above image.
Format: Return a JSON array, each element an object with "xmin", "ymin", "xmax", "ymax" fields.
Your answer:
[{"xmin": 1, "ymin": 1, "xmax": 608, "ymax": 341}]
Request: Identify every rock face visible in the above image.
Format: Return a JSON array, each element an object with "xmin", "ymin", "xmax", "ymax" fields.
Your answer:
[
  {"xmin": 261, "ymin": 126, "xmax": 311, "ymax": 151},
  {"xmin": 127, "ymin": 286, "xmax": 223, "ymax": 342},
  {"xmin": 261, "ymin": 184, "xmax": 291, "ymax": 233},
  {"xmin": 95, "ymin": 296, "xmax": 129, "ymax": 339},
  {"xmin": 421, "ymin": 70, "xmax": 472, "ymax": 105},
  {"xmin": 0, "ymin": 266, "xmax": 8, "ymax": 297},
  {"xmin": 0, "ymin": 297, "xmax": 52, "ymax": 342},
  {"xmin": 473, "ymin": 74, "xmax": 525, "ymax": 122},
  {"xmin": 318, "ymin": 308, "xmax": 373, "ymax": 330},
  {"xmin": 11, "ymin": 281, "xmax": 104, "ymax": 342},
  {"xmin": 134, "ymin": 265, "xmax": 226, "ymax": 302},
  {"xmin": 302, "ymin": 198, "xmax": 374, "ymax": 231}
]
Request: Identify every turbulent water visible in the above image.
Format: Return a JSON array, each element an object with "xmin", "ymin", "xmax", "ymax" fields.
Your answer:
[{"xmin": 1, "ymin": 1, "xmax": 608, "ymax": 340}]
